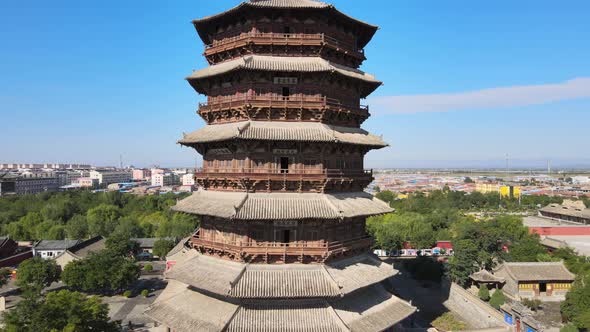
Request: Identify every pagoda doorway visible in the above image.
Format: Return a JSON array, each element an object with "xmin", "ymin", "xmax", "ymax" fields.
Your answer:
[{"xmin": 280, "ymin": 157, "xmax": 290, "ymax": 174}]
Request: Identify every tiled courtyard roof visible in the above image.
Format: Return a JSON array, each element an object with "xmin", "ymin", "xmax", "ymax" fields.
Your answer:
[
  {"xmin": 540, "ymin": 200, "xmax": 590, "ymax": 219},
  {"xmin": 494, "ymin": 262, "xmax": 575, "ymax": 282},
  {"xmin": 179, "ymin": 121, "xmax": 387, "ymax": 147},
  {"xmin": 164, "ymin": 251, "xmax": 397, "ymax": 299},
  {"xmin": 172, "ymin": 190, "xmax": 393, "ymax": 220},
  {"xmin": 469, "ymin": 269, "xmax": 506, "ymax": 283}
]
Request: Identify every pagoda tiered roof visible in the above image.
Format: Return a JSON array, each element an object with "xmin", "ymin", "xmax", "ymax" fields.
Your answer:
[
  {"xmin": 187, "ymin": 55, "xmax": 381, "ymax": 97},
  {"xmin": 193, "ymin": 1, "xmax": 378, "ymax": 49},
  {"xmin": 165, "ymin": 251, "xmax": 397, "ymax": 299},
  {"xmin": 145, "ymin": 280, "xmax": 415, "ymax": 332},
  {"xmin": 179, "ymin": 121, "xmax": 387, "ymax": 148},
  {"xmin": 172, "ymin": 190, "xmax": 393, "ymax": 220}
]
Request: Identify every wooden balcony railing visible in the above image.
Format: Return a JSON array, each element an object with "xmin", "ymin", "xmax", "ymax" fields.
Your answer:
[
  {"xmin": 205, "ymin": 32, "xmax": 363, "ymax": 58},
  {"xmin": 195, "ymin": 168, "xmax": 373, "ymax": 179},
  {"xmin": 199, "ymin": 95, "xmax": 369, "ymax": 115},
  {"xmin": 191, "ymin": 230, "xmax": 373, "ymax": 259}
]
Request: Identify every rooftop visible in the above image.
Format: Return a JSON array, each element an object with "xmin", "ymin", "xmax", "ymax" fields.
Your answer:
[
  {"xmin": 540, "ymin": 200, "xmax": 590, "ymax": 220},
  {"xmin": 172, "ymin": 190, "xmax": 393, "ymax": 221},
  {"xmin": 34, "ymin": 239, "xmax": 81, "ymax": 251},
  {"xmin": 187, "ymin": 55, "xmax": 381, "ymax": 97},
  {"xmin": 494, "ymin": 262, "xmax": 575, "ymax": 282},
  {"xmin": 179, "ymin": 121, "xmax": 388, "ymax": 148}
]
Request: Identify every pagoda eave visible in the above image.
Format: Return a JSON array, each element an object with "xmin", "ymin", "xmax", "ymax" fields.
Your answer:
[{"xmin": 172, "ymin": 190, "xmax": 393, "ymax": 221}]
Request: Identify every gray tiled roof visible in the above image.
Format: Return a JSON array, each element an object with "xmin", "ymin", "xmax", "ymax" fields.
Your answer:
[
  {"xmin": 540, "ymin": 200, "xmax": 590, "ymax": 219},
  {"xmin": 470, "ymin": 269, "xmax": 506, "ymax": 283},
  {"xmin": 34, "ymin": 239, "xmax": 81, "ymax": 251},
  {"xmin": 179, "ymin": 121, "xmax": 387, "ymax": 147},
  {"xmin": 172, "ymin": 190, "xmax": 393, "ymax": 220},
  {"xmin": 145, "ymin": 282, "xmax": 415, "ymax": 332},
  {"xmin": 494, "ymin": 262, "xmax": 575, "ymax": 282},
  {"xmin": 187, "ymin": 55, "xmax": 381, "ymax": 84},
  {"xmin": 165, "ymin": 251, "xmax": 396, "ymax": 299}
]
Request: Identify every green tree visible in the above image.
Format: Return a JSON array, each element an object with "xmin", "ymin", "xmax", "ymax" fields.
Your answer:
[
  {"xmin": 65, "ymin": 214, "xmax": 88, "ymax": 239},
  {"xmin": 489, "ymin": 289, "xmax": 506, "ymax": 309},
  {"xmin": 16, "ymin": 257, "xmax": 61, "ymax": 293},
  {"xmin": 153, "ymin": 239, "xmax": 176, "ymax": 259},
  {"xmin": 61, "ymin": 251, "xmax": 140, "ymax": 294},
  {"xmin": 105, "ymin": 232, "xmax": 139, "ymax": 257},
  {"xmin": 0, "ymin": 268, "xmax": 12, "ymax": 287},
  {"xmin": 1, "ymin": 290, "xmax": 120, "ymax": 332},
  {"xmin": 507, "ymin": 234, "xmax": 546, "ymax": 262},
  {"xmin": 86, "ymin": 204, "xmax": 121, "ymax": 237},
  {"xmin": 448, "ymin": 239, "xmax": 480, "ymax": 286},
  {"xmin": 375, "ymin": 190, "xmax": 396, "ymax": 205},
  {"xmin": 561, "ymin": 271, "xmax": 590, "ymax": 330},
  {"xmin": 478, "ymin": 285, "xmax": 490, "ymax": 301},
  {"xmin": 560, "ymin": 323, "xmax": 579, "ymax": 332}
]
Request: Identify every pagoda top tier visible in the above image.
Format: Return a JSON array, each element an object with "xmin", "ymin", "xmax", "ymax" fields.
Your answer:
[{"xmin": 193, "ymin": 0, "xmax": 378, "ymax": 50}]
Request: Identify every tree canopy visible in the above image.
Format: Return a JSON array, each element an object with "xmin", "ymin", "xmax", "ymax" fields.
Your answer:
[
  {"xmin": 0, "ymin": 191, "xmax": 199, "ymax": 241},
  {"xmin": 16, "ymin": 257, "xmax": 61, "ymax": 294},
  {"xmin": 1, "ymin": 290, "xmax": 120, "ymax": 332},
  {"xmin": 61, "ymin": 250, "xmax": 140, "ymax": 294}
]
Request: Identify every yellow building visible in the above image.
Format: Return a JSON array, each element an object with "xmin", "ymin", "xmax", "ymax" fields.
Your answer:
[
  {"xmin": 500, "ymin": 185, "xmax": 521, "ymax": 198},
  {"xmin": 475, "ymin": 182, "xmax": 520, "ymax": 198}
]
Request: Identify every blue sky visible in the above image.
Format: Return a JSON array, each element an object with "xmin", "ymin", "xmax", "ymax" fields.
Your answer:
[{"xmin": 1, "ymin": 0, "xmax": 589, "ymax": 168}]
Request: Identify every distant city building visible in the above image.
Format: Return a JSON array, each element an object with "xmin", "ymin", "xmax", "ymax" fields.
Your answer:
[
  {"xmin": 2, "ymin": 173, "xmax": 60, "ymax": 195},
  {"xmin": 133, "ymin": 168, "xmax": 152, "ymax": 181},
  {"xmin": 152, "ymin": 173, "xmax": 180, "ymax": 187},
  {"xmin": 181, "ymin": 173, "xmax": 195, "ymax": 186},
  {"xmin": 89, "ymin": 170, "xmax": 132, "ymax": 186},
  {"xmin": 0, "ymin": 163, "xmax": 92, "ymax": 170},
  {"xmin": 150, "ymin": 168, "xmax": 166, "ymax": 176},
  {"xmin": 475, "ymin": 182, "xmax": 521, "ymax": 198},
  {"xmin": 74, "ymin": 177, "xmax": 99, "ymax": 188}
]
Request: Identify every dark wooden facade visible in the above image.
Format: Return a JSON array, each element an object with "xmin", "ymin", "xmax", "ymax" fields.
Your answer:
[{"xmin": 183, "ymin": 1, "xmax": 384, "ymax": 264}]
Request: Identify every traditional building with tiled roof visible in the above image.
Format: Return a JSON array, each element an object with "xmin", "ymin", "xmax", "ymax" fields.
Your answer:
[
  {"xmin": 145, "ymin": 1, "xmax": 415, "ymax": 331},
  {"xmin": 539, "ymin": 200, "xmax": 590, "ymax": 225},
  {"xmin": 493, "ymin": 262, "xmax": 575, "ymax": 301}
]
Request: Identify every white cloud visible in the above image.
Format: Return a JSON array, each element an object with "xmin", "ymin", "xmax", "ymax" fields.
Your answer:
[{"xmin": 369, "ymin": 77, "xmax": 590, "ymax": 114}]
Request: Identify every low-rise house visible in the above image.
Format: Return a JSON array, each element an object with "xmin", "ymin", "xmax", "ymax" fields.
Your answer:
[
  {"xmin": 33, "ymin": 239, "xmax": 81, "ymax": 259},
  {"xmin": 493, "ymin": 262, "xmax": 575, "ymax": 301},
  {"xmin": 54, "ymin": 236, "xmax": 106, "ymax": 268}
]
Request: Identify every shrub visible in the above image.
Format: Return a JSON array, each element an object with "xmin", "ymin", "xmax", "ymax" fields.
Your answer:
[
  {"xmin": 489, "ymin": 289, "xmax": 506, "ymax": 309},
  {"xmin": 432, "ymin": 312, "xmax": 466, "ymax": 331},
  {"xmin": 123, "ymin": 290, "xmax": 132, "ymax": 298},
  {"xmin": 141, "ymin": 289, "xmax": 149, "ymax": 298},
  {"xmin": 478, "ymin": 285, "xmax": 490, "ymax": 301},
  {"xmin": 143, "ymin": 264, "xmax": 153, "ymax": 272},
  {"xmin": 560, "ymin": 323, "xmax": 579, "ymax": 332},
  {"xmin": 522, "ymin": 298, "xmax": 542, "ymax": 311}
]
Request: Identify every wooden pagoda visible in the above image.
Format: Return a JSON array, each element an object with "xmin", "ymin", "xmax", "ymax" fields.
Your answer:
[{"xmin": 146, "ymin": 1, "xmax": 416, "ymax": 331}]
